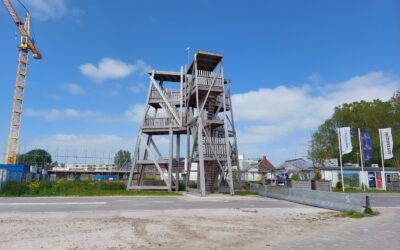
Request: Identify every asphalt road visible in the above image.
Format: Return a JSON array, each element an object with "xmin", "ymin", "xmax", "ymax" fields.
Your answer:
[
  {"xmin": 0, "ymin": 194, "xmax": 310, "ymax": 213},
  {"xmin": 0, "ymin": 193, "xmax": 398, "ymax": 213},
  {"xmin": 368, "ymin": 194, "xmax": 400, "ymax": 208}
]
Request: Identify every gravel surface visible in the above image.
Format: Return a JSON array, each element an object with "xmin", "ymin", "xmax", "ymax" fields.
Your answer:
[{"xmin": 0, "ymin": 195, "xmax": 398, "ymax": 249}]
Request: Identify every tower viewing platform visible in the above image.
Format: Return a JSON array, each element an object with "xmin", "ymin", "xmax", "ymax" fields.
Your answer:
[{"xmin": 127, "ymin": 51, "xmax": 239, "ymax": 196}]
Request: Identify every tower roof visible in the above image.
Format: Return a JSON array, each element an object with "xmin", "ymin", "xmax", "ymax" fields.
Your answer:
[
  {"xmin": 187, "ymin": 50, "xmax": 223, "ymax": 73},
  {"xmin": 148, "ymin": 70, "xmax": 183, "ymax": 82}
]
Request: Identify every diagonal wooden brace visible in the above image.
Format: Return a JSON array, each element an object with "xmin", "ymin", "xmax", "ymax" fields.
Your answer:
[{"xmin": 150, "ymin": 76, "xmax": 182, "ymax": 126}]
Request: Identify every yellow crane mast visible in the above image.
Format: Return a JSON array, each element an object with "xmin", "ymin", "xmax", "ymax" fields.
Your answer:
[{"xmin": 1, "ymin": 0, "xmax": 42, "ymax": 164}]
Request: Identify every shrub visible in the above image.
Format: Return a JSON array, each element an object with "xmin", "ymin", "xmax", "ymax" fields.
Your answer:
[
  {"xmin": 100, "ymin": 181, "xmax": 125, "ymax": 190},
  {"xmin": 178, "ymin": 182, "xmax": 186, "ymax": 191},
  {"xmin": 291, "ymin": 174, "xmax": 300, "ymax": 181},
  {"xmin": 313, "ymin": 171, "xmax": 322, "ymax": 181},
  {"xmin": 1, "ymin": 181, "xmax": 28, "ymax": 196},
  {"xmin": 336, "ymin": 181, "xmax": 343, "ymax": 190},
  {"xmin": 188, "ymin": 181, "xmax": 197, "ymax": 188}
]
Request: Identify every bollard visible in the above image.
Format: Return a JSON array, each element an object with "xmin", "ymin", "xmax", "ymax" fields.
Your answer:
[{"xmin": 365, "ymin": 195, "xmax": 370, "ymax": 209}]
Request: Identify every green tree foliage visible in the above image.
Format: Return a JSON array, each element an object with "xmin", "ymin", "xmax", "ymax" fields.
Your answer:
[
  {"xmin": 17, "ymin": 149, "xmax": 52, "ymax": 166},
  {"xmin": 290, "ymin": 174, "xmax": 300, "ymax": 181},
  {"xmin": 114, "ymin": 150, "xmax": 132, "ymax": 169},
  {"xmin": 309, "ymin": 92, "xmax": 400, "ymax": 168}
]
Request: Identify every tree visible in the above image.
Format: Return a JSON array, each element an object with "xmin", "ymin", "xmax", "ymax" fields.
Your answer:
[
  {"xmin": 308, "ymin": 92, "xmax": 400, "ymax": 168},
  {"xmin": 114, "ymin": 150, "xmax": 132, "ymax": 169},
  {"xmin": 17, "ymin": 149, "xmax": 52, "ymax": 166}
]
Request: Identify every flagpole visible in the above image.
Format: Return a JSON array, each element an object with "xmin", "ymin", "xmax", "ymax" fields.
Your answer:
[
  {"xmin": 358, "ymin": 128, "xmax": 366, "ymax": 192},
  {"xmin": 379, "ymin": 129, "xmax": 387, "ymax": 191},
  {"xmin": 338, "ymin": 128, "xmax": 345, "ymax": 192}
]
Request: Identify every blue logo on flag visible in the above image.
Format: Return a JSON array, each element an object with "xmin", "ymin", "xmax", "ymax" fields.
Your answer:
[{"xmin": 361, "ymin": 131, "xmax": 372, "ymax": 162}]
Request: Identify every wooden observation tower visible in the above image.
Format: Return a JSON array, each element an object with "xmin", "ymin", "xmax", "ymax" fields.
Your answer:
[{"xmin": 127, "ymin": 51, "xmax": 238, "ymax": 196}]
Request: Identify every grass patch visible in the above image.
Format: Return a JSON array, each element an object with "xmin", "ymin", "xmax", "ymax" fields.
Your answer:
[
  {"xmin": 335, "ymin": 208, "xmax": 380, "ymax": 219},
  {"xmin": 0, "ymin": 180, "xmax": 181, "ymax": 197},
  {"xmin": 222, "ymin": 190, "xmax": 258, "ymax": 196},
  {"xmin": 364, "ymin": 207, "xmax": 380, "ymax": 216},
  {"xmin": 234, "ymin": 190, "xmax": 258, "ymax": 196},
  {"xmin": 336, "ymin": 210, "xmax": 365, "ymax": 218}
]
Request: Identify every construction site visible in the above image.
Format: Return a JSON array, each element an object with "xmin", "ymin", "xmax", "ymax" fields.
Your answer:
[{"xmin": 1, "ymin": 1, "xmax": 399, "ymax": 249}]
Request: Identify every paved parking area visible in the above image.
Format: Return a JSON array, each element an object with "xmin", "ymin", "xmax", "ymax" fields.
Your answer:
[{"xmin": 369, "ymin": 194, "xmax": 400, "ymax": 208}]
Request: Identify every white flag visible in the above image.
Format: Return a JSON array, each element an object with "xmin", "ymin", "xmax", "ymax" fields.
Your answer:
[
  {"xmin": 380, "ymin": 128, "xmax": 393, "ymax": 159},
  {"xmin": 339, "ymin": 127, "xmax": 352, "ymax": 154}
]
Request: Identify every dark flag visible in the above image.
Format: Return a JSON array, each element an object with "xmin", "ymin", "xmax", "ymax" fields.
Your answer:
[{"xmin": 361, "ymin": 131, "xmax": 372, "ymax": 162}]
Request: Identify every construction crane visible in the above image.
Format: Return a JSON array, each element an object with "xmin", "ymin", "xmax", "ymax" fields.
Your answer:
[{"xmin": 1, "ymin": 0, "xmax": 42, "ymax": 164}]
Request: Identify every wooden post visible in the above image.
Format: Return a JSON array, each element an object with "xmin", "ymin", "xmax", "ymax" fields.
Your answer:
[
  {"xmin": 185, "ymin": 127, "xmax": 190, "ymax": 190},
  {"xmin": 221, "ymin": 63, "xmax": 234, "ymax": 195},
  {"xmin": 176, "ymin": 133, "xmax": 180, "ymax": 191},
  {"xmin": 198, "ymin": 115, "xmax": 206, "ymax": 196},
  {"xmin": 168, "ymin": 127, "xmax": 173, "ymax": 192},
  {"xmin": 227, "ymin": 85, "xmax": 241, "ymax": 188}
]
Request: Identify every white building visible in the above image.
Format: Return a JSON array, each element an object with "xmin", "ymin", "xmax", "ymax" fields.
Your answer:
[
  {"xmin": 52, "ymin": 164, "xmax": 117, "ymax": 172},
  {"xmin": 318, "ymin": 166, "xmax": 399, "ymax": 190}
]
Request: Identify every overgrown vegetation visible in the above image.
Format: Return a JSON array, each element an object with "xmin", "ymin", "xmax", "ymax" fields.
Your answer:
[
  {"xmin": 0, "ymin": 180, "xmax": 181, "ymax": 197},
  {"xmin": 335, "ymin": 208, "xmax": 380, "ymax": 218}
]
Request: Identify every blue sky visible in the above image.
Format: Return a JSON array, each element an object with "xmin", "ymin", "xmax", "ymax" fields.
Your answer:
[{"xmin": 0, "ymin": 0, "xmax": 399, "ymax": 165}]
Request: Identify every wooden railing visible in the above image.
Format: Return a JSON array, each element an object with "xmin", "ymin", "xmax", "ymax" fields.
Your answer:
[
  {"xmin": 143, "ymin": 113, "xmax": 186, "ymax": 128},
  {"xmin": 197, "ymin": 70, "xmax": 223, "ymax": 88},
  {"xmin": 149, "ymin": 87, "xmax": 181, "ymax": 102},
  {"xmin": 186, "ymin": 70, "xmax": 223, "ymax": 92}
]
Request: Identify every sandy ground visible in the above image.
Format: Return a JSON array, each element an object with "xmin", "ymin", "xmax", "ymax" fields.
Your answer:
[
  {"xmin": 0, "ymin": 207, "xmax": 345, "ymax": 250},
  {"xmin": 0, "ymin": 196, "xmax": 398, "ymax": 250}
]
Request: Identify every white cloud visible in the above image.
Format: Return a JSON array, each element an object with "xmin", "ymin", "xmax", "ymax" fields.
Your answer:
[
  {"xmin": 24, "ymin": 108, "xmax": 118, "ymax": 122},
  {"xmin": 124, "ymin": 104, "xmax": 145, "ymax": 123},
  {"xmin": 233, "ymin": 71, "xmax": 400, "ymax": 158},
  {"xmin": 27, "ymin": 0, "xmax": 81, "ymax": 20},
  {"xmin": 129, "ymin": 83, "xmax": 147, "ymax": 94},
  {"xmin": 110, "ymin": 89, "xmax": 119, "ymax": 96},
  {"xmin": 25, "ymin": 105, "xmax": 144, "ymax": 123},
  {"xmin": 79, "ymin": 58, "xmax": 151, "ymax": 83},
  {"xmin": 308, "ymin": 73, "xmax": 320, "ymax": 83},
  {"xmin": 62, "ymin": 83, "xmax": 85, "ymax": 95}
]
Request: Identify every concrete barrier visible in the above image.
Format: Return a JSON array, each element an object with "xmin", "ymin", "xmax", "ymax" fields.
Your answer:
[
  {"xmin": 258, "ymin": 185, "xmax": 368, "ymax": 212},
  {"xmin": 314, "ymin": 181, "xmax": 332, "ymax": 192},
  {"xmin": 291, "ymin": 180, "xmax": 312, "ymax": 190},
  {"xmin": 249, "ymin": 183, "xmax": 261, "ymax": 193}
]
